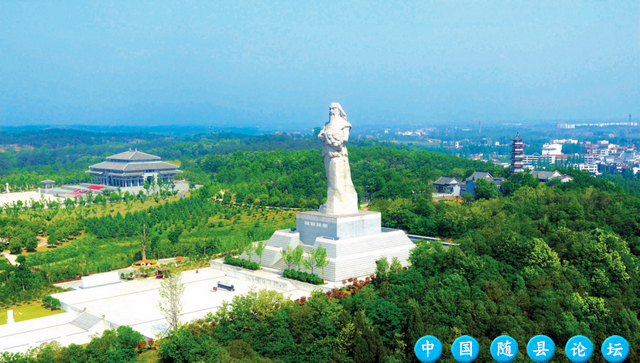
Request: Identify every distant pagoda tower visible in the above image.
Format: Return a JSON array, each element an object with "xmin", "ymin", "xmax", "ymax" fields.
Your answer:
[{"xmin": 510, "ymin": 133, "xmax": 524, "ymax": 174}]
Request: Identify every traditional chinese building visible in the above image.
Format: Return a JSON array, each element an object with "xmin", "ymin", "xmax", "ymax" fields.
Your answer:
[
  {"xmin": 433, "ymin": 176, "xmax": 462, "ymax": 195},
  {"xmin": 510, "ymin": 134, "xmax": 524, "ymax": 174},
  {"xmin": 86, "ymin": 149, "xmax": 182, "ymax": 187}
]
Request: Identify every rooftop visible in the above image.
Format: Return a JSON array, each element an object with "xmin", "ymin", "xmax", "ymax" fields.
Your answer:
[
  {"xmin": 106, "ymin": 149, "xmax": 161, "ymax": 161},
  {"xmin": 466, "ymin": 171, "xmax": 493, "ymax": 182},
  {"xmin": 433, "ymin": 176, "xmax": 461, "ymax": 185},
  {"xmin": 530, "ymin": 170, "xmax": 562, "ymax": 180},
  {"xmin": 88, "ymin": 161, "xmax": 179, "ymax": 172}
]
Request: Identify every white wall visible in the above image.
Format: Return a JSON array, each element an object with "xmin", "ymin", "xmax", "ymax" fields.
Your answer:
[{"xmin": 80, "ymin": 271, "xmax": 121, "ymax": 289}]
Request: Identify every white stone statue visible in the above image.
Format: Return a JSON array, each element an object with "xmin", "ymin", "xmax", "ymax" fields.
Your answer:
[
  {"xmin": 4, "ymin": 183, "xmax": 9, "ymax": 194},
  {"xmin": 7, "ymin": 310, "xmax": 14, "ymax": 324},
  {"xmin": 318, "ymin": 103, "xmax": 359, "ymax": 215}
]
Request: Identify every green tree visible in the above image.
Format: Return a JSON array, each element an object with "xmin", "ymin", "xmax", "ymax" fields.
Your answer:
[
  {"xmin": 366, "ymin": 297, "xmax": 406, "ymax": 345},
  {"xmin": 501, "ymin": 172, "xmax": 539, "ymax": 196},
  {"xmin": 143, "ymin": 180, "xmax": 151, "ymax": 196},
  {"xmin": 158, "ymin": 324, "xmax": 230, "ymax": 363},
  {"xmin": 292, "ymin": 246, "xmax": 304, "ymax": 271},
  {"xmin": 114, "ymin": 325, "xmax": 144, "ymax": 360},
  {"xmin": 404, "ymin": 305, "xmax": 426, "ymax": 355},
  {"xmin": 282, "ymin": 246, "xmax": 295, "ymax": 270},
  {"xmin": 474, "ymin": 178, "xmax": 498, "ymax": 200},
  {"xmin": 47, "ymin": 233, "xmax": 58, "ymax": 247},
  {"xmin": 50, "ymin": 297, "xmax": 61, "ymax": 310},
  {"xmin": 352, "ymin": 311, "xmax": 389, "ymax": 362},
  {"xmin": 374, "ymin": 256, "xmax": 390, "ymax": 290},
  {"xmin": 16, "ymin": 255, "xmax": 27, "ymax": 265},
  {"xmin": 313, "ymin": 244, "xmax": 330, "ymax": 280},
  {"xmin": 56, "ymin": 228, "xmax": 69, "ymax": 243},
  {"xmin": 462, "ymin": 192, "xmax": 474, "ymax": 204},
  {"xmin": 255, "ymin": 240, "xmax": 266, "ymax": 266},
  {"xmin": 64, "ymin": 198, "xmax": 76, "ymax": 209},
  {"xmin": 222, "ymin": 192, "xmax": 232, "ymax": 204},
  {"xmin": 269, "ymin": 196, "xmax": 280, "ymax": 206},
  {"xmin": 24, "ymin": 235, "xmax": 38, "ymax": 251},
  {"xmin": 167, "ymin": 228, "xmax": 183, "ymax": 244},
  {"xmin": 159, "ymin": 272, "xmax": 185, "ymax": 333},
  {"xmin": 57, "ymin": 344, "xmax": 86, "ymax": 362},
  {"xmin": 389, "ymin": 256, "xmax": 402, "ymax": 274},
  {"xmin": 109, "ymin": 192, "xmax": 121, "ymax": 203},
  {"xmin": 245, "ymin": 193, "xmax": 255, "ymax": 204},
  {"xmin": 303, "ymin": 254, "xmax": 314, "ymax": 274},
  {"xmin": 244, "ymin": 242, "xmax": 255, "ymax": 260},
  {"xmin": 8, "ymin": 238, "xmax": 23, "ymax": 255}
]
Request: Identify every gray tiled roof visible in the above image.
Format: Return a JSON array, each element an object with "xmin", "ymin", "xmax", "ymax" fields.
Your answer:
[
  {"xmin": 107, "ymin": 150, "xmax": 161, "ymax": 161},
  {"xmin": 88, "ymin": 161, "xmax": 179, "ymax": 172},
  {"xmin": 433, "ymin": 176, "xmax": 461, "ymax": 186},
  {"xmin": 530, "ymin": 170, "xmax": 562, "ymax": 180},
  {"xmin": 466, "ymin": 171, "xmax": 493, "ymax": 181}
]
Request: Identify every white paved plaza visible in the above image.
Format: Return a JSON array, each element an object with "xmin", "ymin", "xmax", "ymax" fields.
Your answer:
[{"xmin": 0, "ymin": 267, "xmax": 312, "ymax": 353}]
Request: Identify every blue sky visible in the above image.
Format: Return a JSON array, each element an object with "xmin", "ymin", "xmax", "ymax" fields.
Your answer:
[{"xmin": 1, "ymin": 1, "xmax": 638, "ymax": 129}]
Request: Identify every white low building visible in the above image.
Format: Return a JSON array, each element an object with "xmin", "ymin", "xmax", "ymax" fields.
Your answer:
[
  {"xmin": 542, "ymin": 143, "xmax": 563, "ymax": 155},
  {"xmin": 523, "ymin": 153, "xmax": 556, "ymax": 165},
  {"xmin": 575, "ymin": 163, "xmax": 598, "ymax": 173}
]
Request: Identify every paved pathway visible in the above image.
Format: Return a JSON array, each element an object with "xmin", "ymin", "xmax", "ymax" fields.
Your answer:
[
  {"xmin": 1, "ymin": 251, "xmax": 18, "ymax": 266},
  {"xmin": 2, "ymin": 237, "xmax": 54, "ymax": 266}
]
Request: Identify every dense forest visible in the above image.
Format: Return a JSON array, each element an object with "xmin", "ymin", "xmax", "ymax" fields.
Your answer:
[
  {"xmin": 2, "ymin": 130, "xmax": 640, "ymax": 362},
  {"xmin": 143, "ymin": 166, "xmax": 640, "ymax": 363},
  {"xmin": 195, "ymin": 146, "xmax": 504, "ymax": 206},
  {"xmin": 0, "ymin": 130, "xmax": 319, "ymax": 190}
]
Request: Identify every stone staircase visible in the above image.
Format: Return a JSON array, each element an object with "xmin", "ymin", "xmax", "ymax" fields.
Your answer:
[
  {"xmin": 272, "ymin": 258, "xmax": 288, "ymax": 271},
  {"xmin": 70, "ymin": 313, "xmax": 102, "ymax": 331},
  {"xmin": 299, "ymin": 242, "xmax": 315, "ymax": 254}
]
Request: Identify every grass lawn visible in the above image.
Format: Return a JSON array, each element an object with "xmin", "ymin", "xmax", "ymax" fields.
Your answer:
[
  {"xmin": 0, "ymin": 304, "xmax": 64, "ymax": 325},
  {"xmin": 135, "ymin": 349, "xmax": 160, "ymax": 362}
]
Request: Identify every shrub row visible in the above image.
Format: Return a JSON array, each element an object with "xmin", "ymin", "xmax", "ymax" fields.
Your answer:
[
  {"xmin": 283, "ymin": 268, "xmax": 323, "ymax": 285},
  {"xmin": 224, "ymin": 255, "xmax": 259, "ymax": 270}
]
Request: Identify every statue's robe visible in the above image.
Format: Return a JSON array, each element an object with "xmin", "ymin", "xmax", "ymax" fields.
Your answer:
[{"xmin": 318, "ymin": 117, "xmax": 358, "ymax": 215}]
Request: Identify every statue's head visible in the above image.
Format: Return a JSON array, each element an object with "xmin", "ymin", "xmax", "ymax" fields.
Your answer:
[{"xmin": 329, "ymin": 103, "xmax": 347, "ymax": 120}]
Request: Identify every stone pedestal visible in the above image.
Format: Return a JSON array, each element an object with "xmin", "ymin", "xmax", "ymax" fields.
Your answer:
[
  {"xmin": 312, "ymin": 230, "xmax": 414, "ymax": 282},
  {"xmin": 241, "ymin": 210, "xmax": 415, "ymax": 282},
  {"xmin": 296, "ymin": 211, "xmax": 381, "ymax": 244},
  {"xmin": 7, "ymin": 310, "xmax": 14, "ymax": 324}
]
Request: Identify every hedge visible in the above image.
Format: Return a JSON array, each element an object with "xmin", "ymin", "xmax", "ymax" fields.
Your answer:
[
  {"xmin": 283, "ymin": 268, "xmax": 323, "ymax": 285},
  {"xmin": 224, "ymin": 255, "xmax": 259, "ymax": 270}
]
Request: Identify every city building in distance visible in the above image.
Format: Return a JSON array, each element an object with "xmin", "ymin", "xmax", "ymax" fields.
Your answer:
[{"xmin": 86, "ymin": 149, "xmax": 182, "ymax": 187}]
